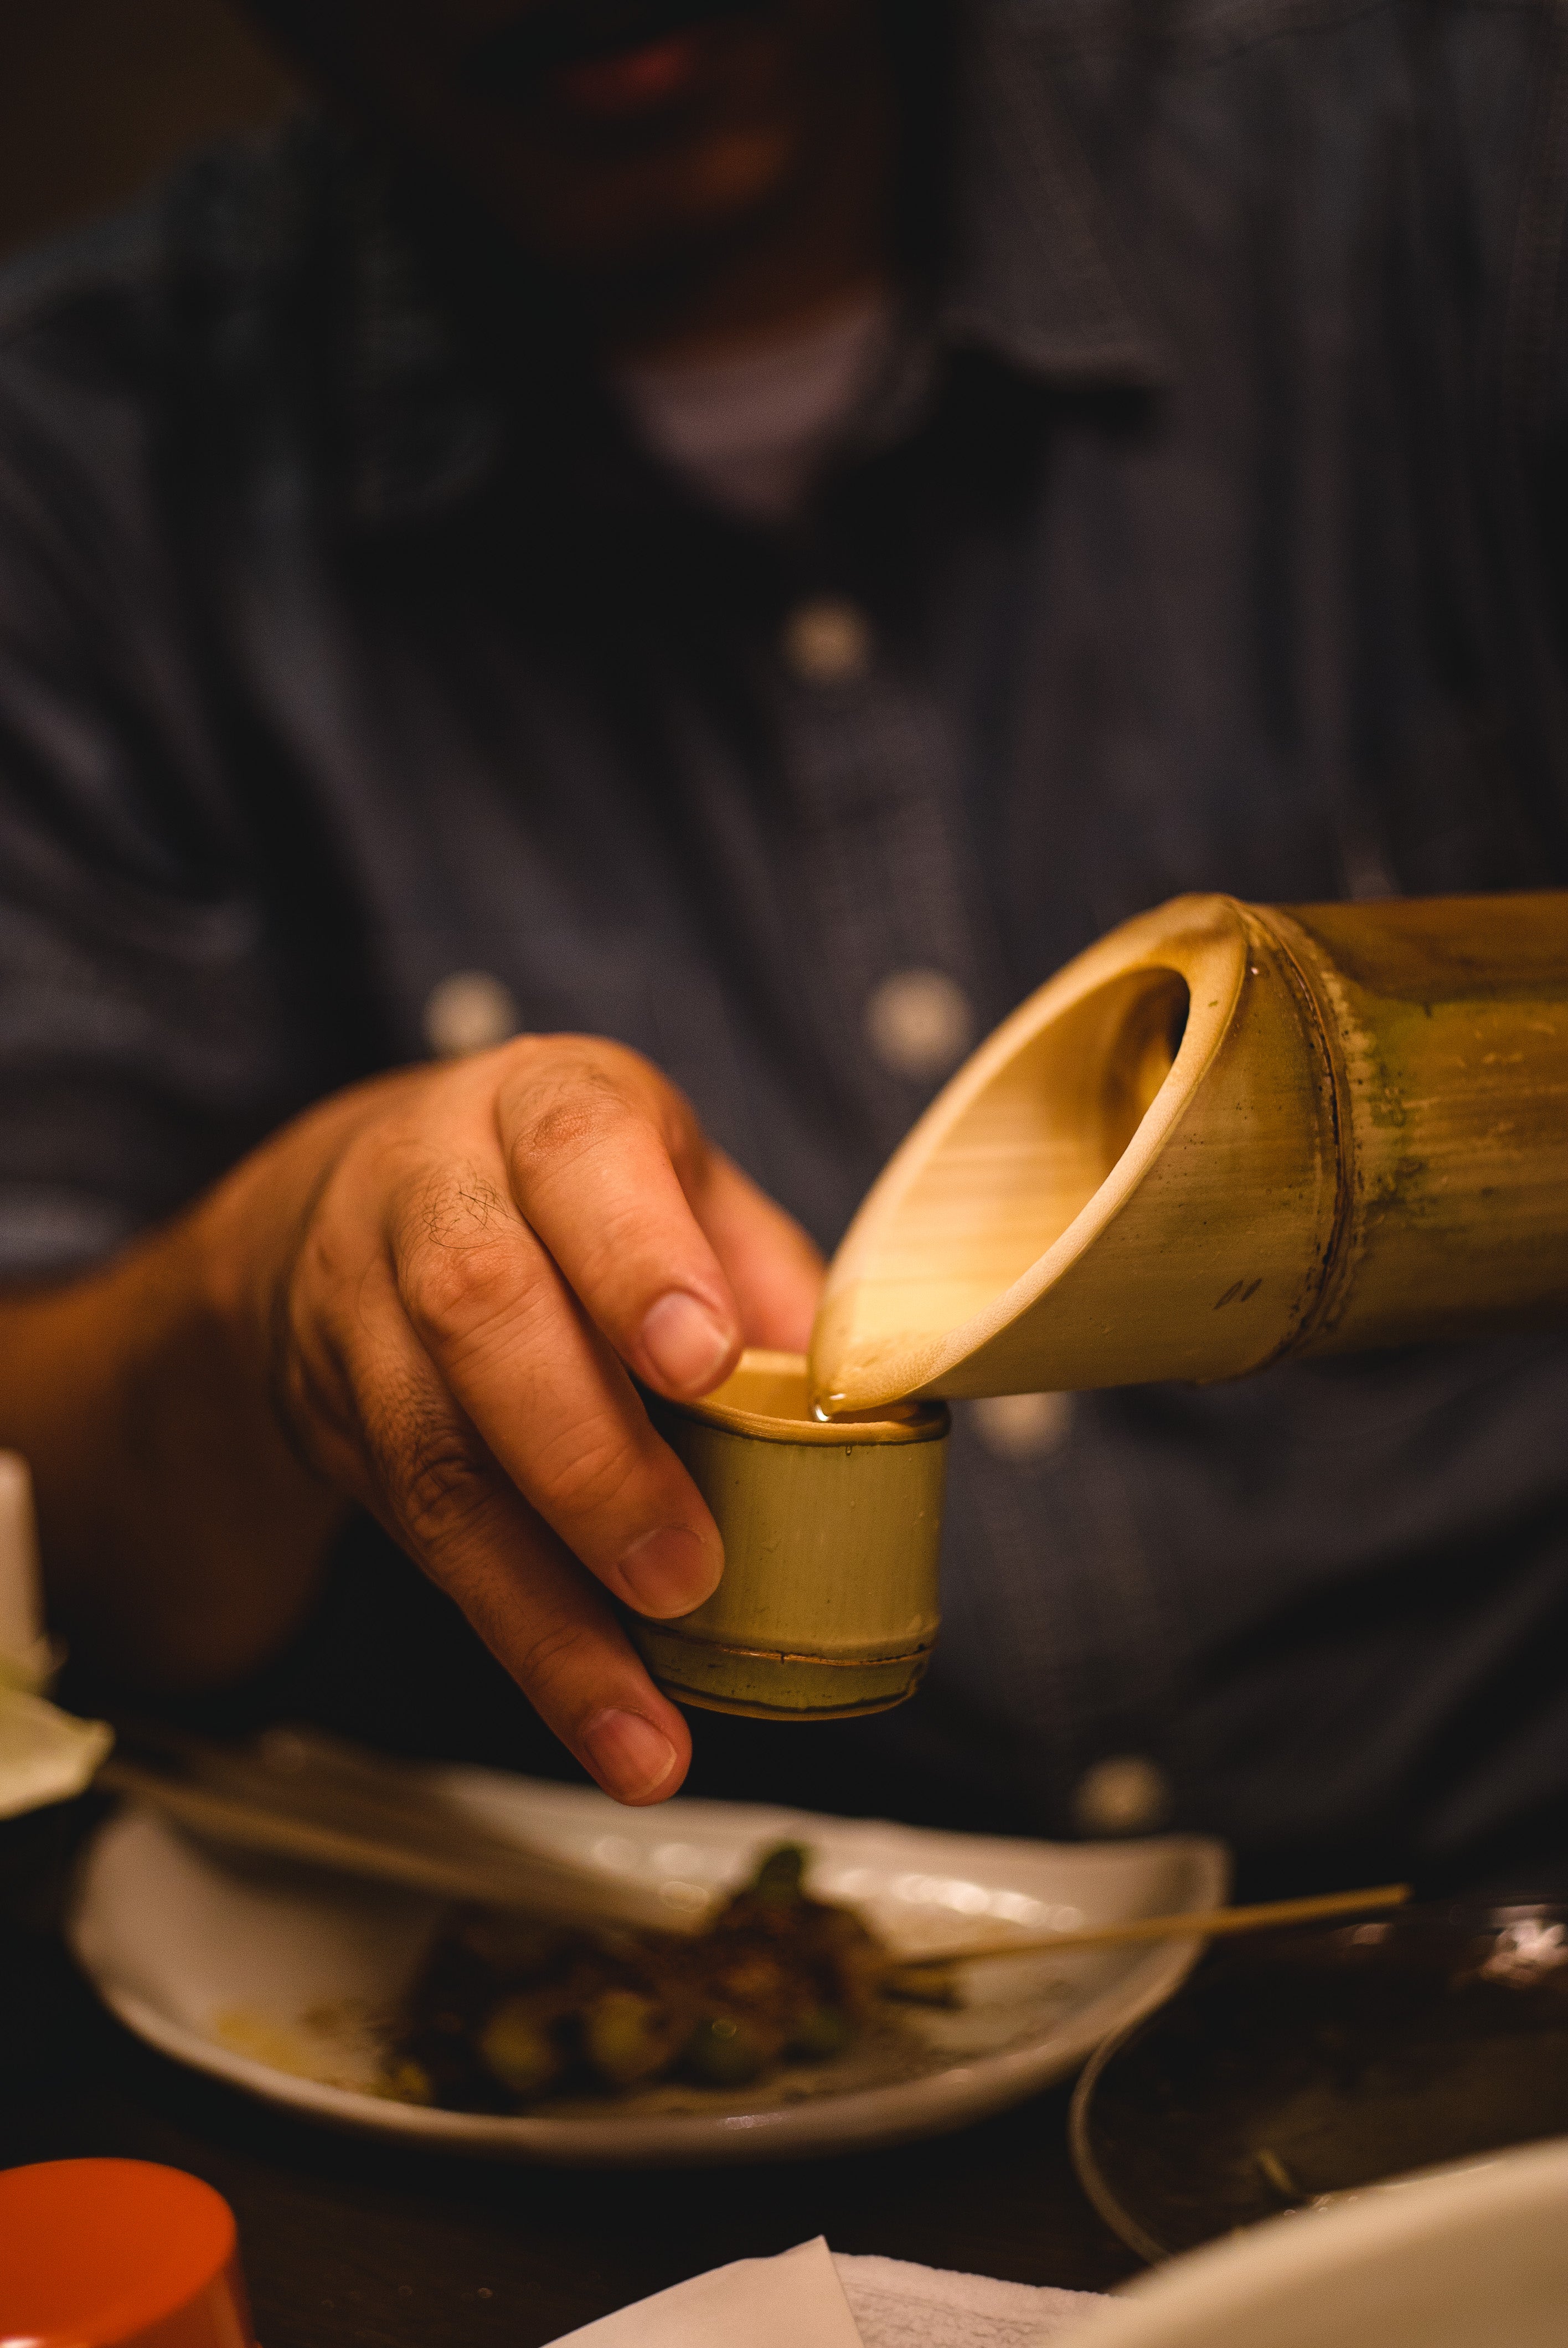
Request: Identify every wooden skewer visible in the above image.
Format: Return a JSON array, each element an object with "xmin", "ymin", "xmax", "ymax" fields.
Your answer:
[
  {"xmin": 97, "ymin": 1724, "xmax": 1409, "ymax": 1969},
  {"xmin": 95, "ymin": 1753, "xmax": 709, "ymax": 1935},
  {"xmin": 887, "ymin": 1882, "xmax": 1411, "ymax": 1975}
]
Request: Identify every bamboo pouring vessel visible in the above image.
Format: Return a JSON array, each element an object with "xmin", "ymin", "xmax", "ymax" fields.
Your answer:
[
  {"xmin": 811, "ymin": 891, "xmax": 1568, "ymax": 1409},
  {"xmin": 639, "ymin": 893, "xmax": 1566, "ymax": 1717},
  {"xmin": 633, "ymin": 1351, "xmax": 948, "ymax": 1722}
]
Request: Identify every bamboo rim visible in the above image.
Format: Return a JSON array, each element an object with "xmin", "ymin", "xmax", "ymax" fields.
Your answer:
[
  {"xmin": 661, "ymin": 1348, "xmax": 948, "ymax": 1445},
  {"xmin": 811, "ymin": 902, "xmax": 1250, "ymax": 1411},
  {"xmin": 642, "ymin": 1635, "xmax": 940, "ymax": 1669}
]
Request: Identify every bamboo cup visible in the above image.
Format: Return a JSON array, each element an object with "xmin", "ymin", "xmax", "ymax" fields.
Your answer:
[
  {"xmin": 811, "ymin": 890, "xmax": 1568, "ymax": 1409},
  {"xmin": 632, "ymin": 1351, "xmax": 948, "ymax": 1721}
]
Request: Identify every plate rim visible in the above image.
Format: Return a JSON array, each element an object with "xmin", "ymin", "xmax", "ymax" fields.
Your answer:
[{"xmin": 1067, "ymin": 1898, "xmax": 1568, "ymax": 2260}]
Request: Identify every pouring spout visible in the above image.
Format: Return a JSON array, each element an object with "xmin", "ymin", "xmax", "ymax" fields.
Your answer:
[{"xmin": 810, "ymin": 890, "xmax": 1568, "ymax": 1408}]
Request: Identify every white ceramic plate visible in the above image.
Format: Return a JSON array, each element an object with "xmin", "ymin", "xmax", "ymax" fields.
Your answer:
[
  {"xmin": 1074, "ymin": 2135, "xmax": 1568, "ymax": 2348},
  {"xmin": 68, "ymin": 1767, "xmax": 1227, "ymax": 2164}
]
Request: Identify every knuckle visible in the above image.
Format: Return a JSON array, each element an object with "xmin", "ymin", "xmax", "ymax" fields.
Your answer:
[
  {"xmin": 290, "ymin": 1152, "xmax": 370, "ymax": 1303},
  {"xmin": 396, "ymin": 1176, "xmax": 520, "ymax": 1341},
  {"xmin": 290, "ymin": 1220, "xmax": 363, "ymax": 1336},
  {"xmin": 509, "ymin": 1059, "xmax": 635, "ymax": 1175},
  {"xmin": 502, "ymin": 1044, "xmax": 713, "ymax": 1232},
  {"xmin": 380, "ymin": 1382, "xmax": 497, "ymax": 1546},
  {"xmin": 511, "ymin": 1614, "xmax": 596, "ymax": 1701},
  {"xmin": 398, "ymin": 1433, "xmax": 496, "ymax": 1549},
  {"xmin": 270, "ymin": 1201, "xmax": 370, "ymax": 1471},
  {"xmin": 412, "ymin": 1162, "xmax": 510, "ymax": 1250},
  {"xmin": 532, "ymin": 1420, "xmax": 644, "ymax": 1521},
  {"xmin": 401, "ymin": 1238, "xmax": 501, "ymax": 1340},
  {"xmin": 273, "ymin": 1319, "xmax": 346, "ymax": 1464}
]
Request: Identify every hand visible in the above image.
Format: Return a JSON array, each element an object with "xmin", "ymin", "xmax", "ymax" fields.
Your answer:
[{"xmin": 199, "ymin": 1037, "xmax": 824, "ymax": 1804}]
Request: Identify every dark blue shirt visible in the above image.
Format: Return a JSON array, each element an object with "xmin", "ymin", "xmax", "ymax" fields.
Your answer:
[{"xmin": 2, "ymin": 0, "xmax": 1566, "ymax": 1887}]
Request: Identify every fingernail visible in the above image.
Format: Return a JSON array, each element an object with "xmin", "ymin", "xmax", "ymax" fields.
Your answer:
[
  {"xmin": 641, "ymin": 1290, "xmax": 734, "ymax": 1394},
  {"xmin": 617, "ymin": 1523, "xmax": 721, "ymax": 1617},
  {"xmin": 582, "ymin": 1708, "xmax": 679, "ymax": 1802}
]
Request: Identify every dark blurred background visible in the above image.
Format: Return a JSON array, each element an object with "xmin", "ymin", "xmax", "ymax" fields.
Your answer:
[{"xmin": 0, "ymin": 0, "xmax": 297, "ymax": 262}]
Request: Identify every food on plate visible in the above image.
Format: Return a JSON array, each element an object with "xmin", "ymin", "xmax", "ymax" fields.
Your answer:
[{"xmin": 388, "ymin": 1841, "xmax": 933, "ymax": 2108}]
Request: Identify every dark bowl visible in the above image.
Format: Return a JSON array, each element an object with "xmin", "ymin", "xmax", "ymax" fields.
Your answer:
[{"xmin": 1070, "ymin": 1902, "xmax": 1568, "ymax": 2262}]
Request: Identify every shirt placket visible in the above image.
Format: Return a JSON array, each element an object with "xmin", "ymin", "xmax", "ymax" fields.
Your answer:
[
  {"xmin": 764, "ymin": 589, "xmax": 1005, "ymax": 1164},
  {"xmin": 754, "ymin": 579, "xmax": 1189, "ymax": 1838}
]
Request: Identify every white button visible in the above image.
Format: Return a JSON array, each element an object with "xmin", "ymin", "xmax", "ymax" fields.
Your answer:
[
  {"xmin": 865, "ymin": 968, "xmax": 974, "ymax": 1080},
  {"xmin": 781, "ymin": 596, "xmax": 873, "ymax": 684},
  {"xmin": 972, "ymin": 1391, "xmax": 1074, "ymax": 1461},
  {"xmin": 423, "ymin": 970, "xmax": 519, "ymax": 1059},
  {"xmin": 1073, "ymin": 1755, "xmax": 1173, "ymax": 1839}
]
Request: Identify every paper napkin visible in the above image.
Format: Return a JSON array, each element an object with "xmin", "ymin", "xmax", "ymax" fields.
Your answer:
[
  {"xmin": 549, "ymin": 2238, "xmax": 864, "ymax": 2348},
  {"xmin": 546, "ymin": 2238, "xmax": 1105, "ymax": 2348},
  {"xmin": 0, "ymin": 1451, "xmax": 111, "ymax": 1819},
  {"xmin": 833, "ymin": 2252, "xmax": 1103, "ymax": 2347}
]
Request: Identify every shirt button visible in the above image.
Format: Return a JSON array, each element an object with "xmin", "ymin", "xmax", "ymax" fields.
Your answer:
[
  {"xmin": 1073, "ymin": 1755, "xmax": 1173, "ymax": 1839},
  {"xmin": 423, "ymin": 970, "xmax": 519, "ymax": 1059},
  {"xmin": 972, "ymin": 1391, "xmax": 1074, "ymax": 1461},
  {"xmin": 780, "ymin": 596, "xmax": 873, "ymax": 684},
  {"xmin": 865, "ymin": 967, "xmax": 974, "ymax": 1081}
]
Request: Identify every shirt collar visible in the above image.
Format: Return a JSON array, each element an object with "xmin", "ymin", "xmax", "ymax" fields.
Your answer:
[
  {"xmin": 330, "ymin": 143, "xmax": 512, "ymax": 527},
  {"xmin": 325, "ymin": 0, "xmax": 1170, "ymax": 529}
]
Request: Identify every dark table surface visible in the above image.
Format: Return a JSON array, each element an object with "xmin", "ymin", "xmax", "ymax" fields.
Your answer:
[{"xmin": 0, "ymin": 1801, "xmax": 1142, "ymax": 2347}]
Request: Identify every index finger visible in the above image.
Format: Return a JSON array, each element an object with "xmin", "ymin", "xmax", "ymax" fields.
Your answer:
[{"xmin": 496, "ymin": 1041, "xmax": 749, "ymax": 1400}]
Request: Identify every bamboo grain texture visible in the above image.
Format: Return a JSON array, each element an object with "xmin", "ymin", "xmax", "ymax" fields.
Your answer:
[{"xmin": 812, "ymin": 890, "xmax": 1568, "ymax": 1410}]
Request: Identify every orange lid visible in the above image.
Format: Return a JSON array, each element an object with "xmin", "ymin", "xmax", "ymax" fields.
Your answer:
[{"xmin": 0, "ymin": 2160, "xmax": 255, "ymax": 2348}]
